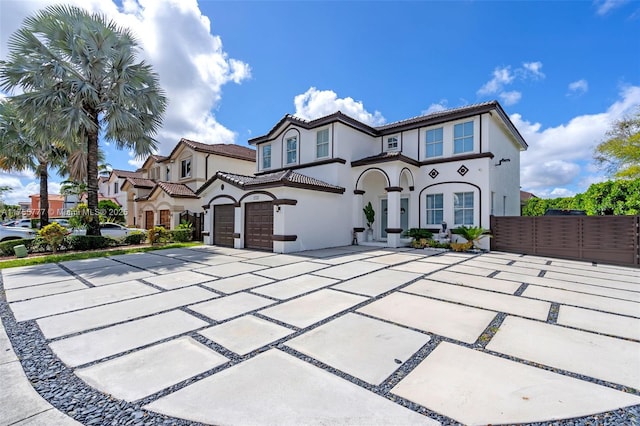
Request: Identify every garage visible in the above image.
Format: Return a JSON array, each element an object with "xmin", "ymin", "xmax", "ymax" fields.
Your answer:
[
  {"xmin": 245, "ymin": 201, "xmax": 273, "ymax": 251},
  {"xmin": 214, "ymin": 204, "xmax": 235, "ymax": 247}
]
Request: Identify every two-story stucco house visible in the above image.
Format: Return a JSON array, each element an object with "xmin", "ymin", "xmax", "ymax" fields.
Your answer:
[
  {"xmin": 120, "ymin": 139, "xmax": 255, "ymax": 229},
  {"xmin": 198, "ymin": 101, "xmax": 527, "ymax": 253}
]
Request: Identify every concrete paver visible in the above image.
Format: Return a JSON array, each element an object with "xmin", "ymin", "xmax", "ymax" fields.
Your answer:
[
  {"xmin": 392, "ymin": 342, "xmax": 640, "ymax": 425},
  {"xmin": 76, "ymin": 337, "xmax": 228, "ymax": 401},
  {"xmin": 332, "ymin": 269, "xmax": 420, "ymax": 297},
  {"xmin": 487, "ymin": 316, "xmax": 640, "ymax": 389},
  {"xmin": 358, "ymin": 292, "xmax": 495, "ymax": 344},
  {"xmin": 252, "ymin": 274, "xmax": 337, "ymax": 300},
  {"xmin": 389, "ymin": 260, "xmax": 445, "ymax": 274},
  {"xmin": 36, "ymin": 286, "xmax": 216, "ymax": 339},
  {"xmin": 254, "ymin": 261, "xmax": 327, "ymax": 280},
  {"xmin": 50, "ymin": 310, "xmax": 208, "ymax": 367},
  {"xmin": 243, "ymin": 254, "xmax": 306, "ymax": 267},
  {"xmin": 202, "ymin": 273, "xmax": 273, "ymax": 294},
  {"xmin": 9, "ymin": 281, "xmax": 158, "ymax": 322},
  {"xmin": 76, "ymin": 265, "xmax": 155, "ymax": 286},
  {"xmin": 144, "ymin": 349, "xmax": 437, "ymax": 426},
  {"xmin": 259, "ymin": 289, "xmax": 368, "ymax": 328},
  {"xmin": 189, "ymin": 292, "xmax": 276, "ymax": 321},
  {"xmin": 5, "ymin": 279, "xmax": 88, "ymax": 302},
  {"xmin": 557, "ymin": 305, "xmax": 640, "ymax": 340},
  {"xmin": 522, "ymin": 284, "xmax": 640, "ymax": 317},
  {"xmin": 200, "ymin": 315, "xmax": 294, "ymax": 355},
  {"xmin": 366, "ymin": 253, "xmax": 424, "ymax": 265},
  {"xmin": 286, "ymin": 313, "xmax": 429, "ymax": 385},
  {"xmin": 446, "ymin": 263, "xmax": 496, "ymax": 277},
  {"xmin": 312, "ymin": 260, "xmax": 386, "ymax": 280},
  {"xmin": 141, "ymin": 270, "xmax": 217, "ymax": 290},
  {"xmin": 57, "ymin": 257, "xmax": 121, "ymax": 273},
  {"xmin": 427, "ymin": 269, "xmax": 521, "ymax": 293},
  {"xmin": 403, "ymin": 280, "xmax": 551, "ymax": 320},
  {"xmin": 196, "ymin": 261, "xmax": 267, "ymax": 278},
  {"xmin": 2, "ymin": 266, "xmax": 74, "ymax": 288}
]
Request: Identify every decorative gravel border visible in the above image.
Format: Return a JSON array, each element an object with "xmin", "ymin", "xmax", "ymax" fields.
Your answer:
[{"xmin": 1, "ymin": 247, "xmax": 639, "ymax": 426}]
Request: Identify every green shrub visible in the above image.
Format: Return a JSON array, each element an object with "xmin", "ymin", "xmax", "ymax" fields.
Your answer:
[
  {"xmin": 403, "ymin": 228, "xmax": 433, "ymax": 240},
  {"xmin": 66, "ymin": 235, "xmax": 117, "ymax": 251},
  {"xmin": 169, "ymin": 229, "xmax": 191, "ymax": 243},
  {"xmin": 38, "ymin": 223, "xmax": 69, "ymax": 253},
  {"xmin": 0, "ymin": 239, "xmax": 33, "ymax": 256},
  {"xmin": 148, "ymin": 226, "xmax": 169, "ymax": 245},
  {"xmin": 124, "ymin": 231, "xmax": 147, "ymax": 245}
]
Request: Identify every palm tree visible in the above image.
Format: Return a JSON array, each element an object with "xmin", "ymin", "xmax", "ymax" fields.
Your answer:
[
  {"xmin": 0, "ymin": 5, "xmax": 166, "ymax": 235},
  {"xmin": 0, "ymin": 99, "xmax": 68, "ymax": 227}
]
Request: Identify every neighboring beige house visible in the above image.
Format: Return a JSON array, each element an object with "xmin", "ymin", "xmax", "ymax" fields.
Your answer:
[
  {"xmin": 120, "ymin": 139, "xmax": 255, "ymax": 229},
  {"xmin": 198, "ymin": 101, "xmax": 527, "ymax": 253}
]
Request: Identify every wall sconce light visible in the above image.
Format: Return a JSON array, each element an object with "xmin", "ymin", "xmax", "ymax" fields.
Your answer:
[
  {"xmin": 495, "ymin": 158, "xmax": 511, "ymax": 166},
  {"xmin": 276, "ymin": 206, "xmax": 281, "ymax": 212}
]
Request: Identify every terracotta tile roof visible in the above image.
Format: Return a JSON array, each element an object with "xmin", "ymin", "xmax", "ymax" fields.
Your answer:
[
  {"xmin": 199, "ymin": 170, "xmax": 345, "ymax": 195},
  {"xmin": 155, "ymin": 181, "xmax": 198, "ymax": 198},
  {"xmin": 177, "ymin": 139, "xmax": 256, "ymax": 162},
  {"xmin": 351, "ymin": 151, "xmax": 419, "ymax": 167},
  {"xmin": 110, "ymin": 169, "xmax": 143, "ymax": 179},
  {"xmin": 123, "ymin": 177, "xmax": 155, "ymax": 189},
  {"xmin": 150, "ymin": 154, "xmax": 169, "ymax": 163}
]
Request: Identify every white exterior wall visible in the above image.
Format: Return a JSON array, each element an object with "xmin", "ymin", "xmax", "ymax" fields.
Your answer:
[{"xmin": 485, "ymin": 113, "xmax": 523, "ymax": 217}]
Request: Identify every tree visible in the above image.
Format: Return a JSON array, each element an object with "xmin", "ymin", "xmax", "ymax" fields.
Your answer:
[
  {"xmin": 0, "ymin": 5, "xmax": 166, "ymax": 235},
  {"xmin": 594, "ymin": 107, "xmax": 640, "ymax": 179},
  {"xmin": 0, "ymin": 98, "xmax": 69, "ymax": 227}
]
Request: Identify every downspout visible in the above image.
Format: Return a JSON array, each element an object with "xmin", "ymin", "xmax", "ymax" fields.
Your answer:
[{"xmin": 205, "ymin": 154, "xmax": 210, "ymax": 180}]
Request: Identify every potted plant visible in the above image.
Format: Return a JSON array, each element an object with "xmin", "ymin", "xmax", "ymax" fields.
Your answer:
[
  {"xmin": 450, "ymin": 225, "xmax": 492, "ymax": 251},
  {"xmin": 363, "ymin": 201, "xmax": 375, "ymax": 242}
]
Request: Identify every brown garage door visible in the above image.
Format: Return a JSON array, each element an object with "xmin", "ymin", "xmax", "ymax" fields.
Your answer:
[
  {"xmin": 245, "ymin": 201, "xmax": 273, "ymax": 251},
  {"xmin": 145, "ymin": 211, "xmax": 154, "ymax": 230},
  {"xmin": 214, "ymin": 204, "xmax": 235, "ymax": 247}
]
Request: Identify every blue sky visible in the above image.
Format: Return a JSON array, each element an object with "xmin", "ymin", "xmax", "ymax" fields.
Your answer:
[{"xmin": 1, "ymin": 0, "xmax": 639, "ymax": 205}]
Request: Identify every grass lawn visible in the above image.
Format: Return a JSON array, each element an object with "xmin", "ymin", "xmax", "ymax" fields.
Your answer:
[{"xmin": 0, "ymin": 242, "xmax": 203, "ymax": 270}]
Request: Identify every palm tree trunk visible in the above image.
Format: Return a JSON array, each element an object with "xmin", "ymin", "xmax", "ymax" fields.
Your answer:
[
  {"xmin": 39, "ymin": 162, "xmax": 49, "ymax": 228},
  {"xmin": 86, "ymin": 121, "xmax": 101, "ymax": 236}
]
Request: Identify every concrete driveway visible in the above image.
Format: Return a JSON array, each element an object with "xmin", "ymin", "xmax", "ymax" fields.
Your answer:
[{"xmin": 1, "ymin": 245, "xmax": 639, "ymax": 425}]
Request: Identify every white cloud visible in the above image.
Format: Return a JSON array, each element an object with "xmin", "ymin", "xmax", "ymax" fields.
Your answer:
[
  {"xmin": 1, "ymin": 0, "xmax": 250, "ymax": 154},
  {"xmin": 293, "ymin": 87, "xmax": 386, "ymax": 126},
  {"xmin": 522, "ymin": 62, "xmax": 545, "ymax": 79},
  {"xmin": 477, "ymin": 62, "xmax": 544, "ymax": 105},
  {"xmin": 594, "ymin": 0, "xmax": 630, "ymax": 15},
  {"xmin": 568, "ymin": 79, "xmax": 589, "ymax": 95},
  {"xmin": 517, "ymin": 85, "xmax": 640, "ymax": 195},
  {"xmin": 0, "ymin": 173, "xmax": 61, "ymax": 206},
  {"xmin": 477, "ymin": 67, "xmax": 514, "ymax": 96},
  {"xmin": 421, "ymin": 100, "xmax": 448, "ymax": 115},
  {"xmin": 499, "ymin": 91, "xmax": 522, "ymax": 106}
]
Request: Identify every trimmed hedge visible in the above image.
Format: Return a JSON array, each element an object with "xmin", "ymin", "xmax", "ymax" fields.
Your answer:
[
  {"xmin": 124, "ymin": 231, "xmax": 147, "ymax": 245},
  {"xmin": 0, "ymin": 239, "xmax": 34, "ymax": 256},
  {"xmin": 65, "ymin": 235, "xmax": 118, "ymax": 251}
]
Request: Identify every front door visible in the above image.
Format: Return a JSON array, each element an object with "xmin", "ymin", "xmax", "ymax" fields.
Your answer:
[
  {"xmin": 145, "ymin": 211, "xmax": 154, "ymax": 230},
  {"xmin": 381, "ymin": 198, "xmax": 409, "ymax": 238}
]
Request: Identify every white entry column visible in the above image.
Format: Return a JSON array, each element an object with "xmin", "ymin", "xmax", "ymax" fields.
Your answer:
[
  {"xmin": 385, "ymin": 186, "xmax": 402, "ymax": 248},
  {"xmin": 233, "ymin": 204, "xmax": 242, "ymax": 249},
  {"xmin": 353, "ymin": 189, "xmax": 365, "ymax": 244}
]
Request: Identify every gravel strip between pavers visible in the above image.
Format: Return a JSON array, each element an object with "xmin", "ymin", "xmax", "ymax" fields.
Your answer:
[{"xmin": 1, "ymin": 249, "xmax": 640, "ymax": 426}]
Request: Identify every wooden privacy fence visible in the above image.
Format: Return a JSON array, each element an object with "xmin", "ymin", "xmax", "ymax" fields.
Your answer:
[
  {"xmin": 490, "ymin": 215, "xmax": 640, "ymax": 267},
  {"xmin": 179, "ymin": 210, "xmax": 204, "ymax": 242}
]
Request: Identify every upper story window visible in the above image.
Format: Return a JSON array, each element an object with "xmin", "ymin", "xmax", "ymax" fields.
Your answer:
[
  {"xmin": 316, "ymin": 129, "xmax": 329, "ymax": 158},
  {"xmin": 165, "ymin": 167, "xmax": 170, "ymax": 181},
  {"xmin": 425, "ymin": 127, "xmax": 443, "ymax": 158},
  {"xmin": 453, "ymin": 121, "xmax": 474, "ymax": 154},
  {"xmin": 454, "ymin": 191, "xmax": 474, "ymax": 225},
  {"xmin": 262, "ymin": 144, "xmax": 272, "ymax": 169},
  {"xmin": 286, "ymin": 136, "xmax": 297, "ymax": 164},
  {"xmin": 113, "ymin": 182, "xmax": 119, "ymax": 194},
  {"xmin": 180, "ymin": 158, "xmax": 191, "ymax": 178},
  {"xmin": 387, "ymin": 136, "xmax": 398, "ymax": 151}
]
